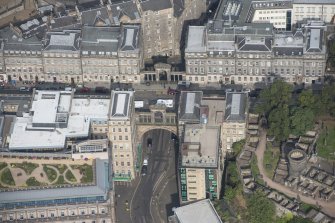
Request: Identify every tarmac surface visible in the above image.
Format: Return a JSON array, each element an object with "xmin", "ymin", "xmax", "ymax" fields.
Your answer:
[{"xmin": 114, "ymin": 129, "xmax": 178, "ymax": 223}]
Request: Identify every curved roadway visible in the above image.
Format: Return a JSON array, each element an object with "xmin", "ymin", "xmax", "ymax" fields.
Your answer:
[{"xmin": 130, "ymin": 129, "xmax": 177, "ymax": 223}]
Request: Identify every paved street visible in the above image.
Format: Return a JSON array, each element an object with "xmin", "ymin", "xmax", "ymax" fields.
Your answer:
[{"xmin": 130, "ymin": 129, "xmax": 178, "ymax": 223}]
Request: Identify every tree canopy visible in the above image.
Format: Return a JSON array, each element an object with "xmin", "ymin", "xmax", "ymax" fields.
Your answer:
[
  {"xmin": 318, "ymin": 84, "xmax": 335, "ymax": 116},
  {"xmin": 256, "ymin": 80, "xmax": 322, "ymax": 141},
  {"xmin": 298, "ymin": 90, "xmax": 316, "ymax": 110},
  {"xmin": 257, "ymin": 80, "xmax": 293, "ymax": 142},
  {"xmin": 247, "ymin": 191, "xmax": 276, "ymax": 223},
  {"xmin": 257, "ymin": 80, "xmax": 293, "ymax": 115},
  {"xmin": 290, "ymin": 107, "xmax": 315, "ymax": 136}
]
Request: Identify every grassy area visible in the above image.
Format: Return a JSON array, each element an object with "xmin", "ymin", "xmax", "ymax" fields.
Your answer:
[
  {"xmin": 251, "ymin": 155, "xmax": 265, "ymax": 185},
  {"xmin": 0, "ymin": 162, "xmax": 7, "ymax": 170},
  {"xmin": 263, "ymin": 142, "xmax": 280, "ymax": 179},
  {"xmin": 43, "ymin": 165, "xmax": 58, "ymax": 182},
  {"xmin": 71, "ymin": 164, "xmax": 93, "ymax": 183},
  {"xmin": 26, "ymin": 177, "xmax": 42, "ymax": 187},
  {"xmin": 55, "ymin": 175, "xmax": 65, "ymax": 185},
  {"xmin": 300, "ymin": 202, "xmax": 318, "ymax": 213},
  {"xmin": 10, "ymin": 162, "xmax": 39, "ymax": 175},
  {"xmin": 232, "ymin": 139, "xmax": 246, "ymax": 157},
  {"xmin": 1, "ymin": 168, "xmax": 15, "ymax": 186},
  {"xmin": 213, "ymin": 200, "xmax": 236, "ymax": 222},
  {"xmin": 65, "ymin": 169, "xmax": 77, "ymax": 182},
  {"xmin": 223, "ymin": 161, "xmax": 248, "ymax": 221},
  {"xmin": 316, "ymin": 124, "xmax": 335, "ymax": 161},
  {"xmin": 49, "ymin": 164, "xmax": 68, "ymax": 174}
]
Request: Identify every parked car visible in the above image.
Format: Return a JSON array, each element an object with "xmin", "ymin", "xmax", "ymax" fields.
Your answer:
[
  {"xmin": 79, "ymin": 87, "xmax": 90, "ymax": 93},
  {"xmin": 141, "ymin": 165, "xmax": 148, "ymax": 176},
  {"xmin": 167, "ymin": 87, "xmax": 179, "ymax": 95},
  {"xmin": 95, "ymin": 87, "xmax": 108, "ymax": 94}
]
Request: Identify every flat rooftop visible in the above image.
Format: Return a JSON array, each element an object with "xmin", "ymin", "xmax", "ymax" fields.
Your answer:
[
  {"xmin": 185, "ymin": 26, "xmax": 206, "ymax": 53},
  {"xmin": 31, "ymin": 91, "xmax": 70, "ymax": 124},
  {"xmin": 201, "ymin": 98, "xmax": 224, "ymax": 126},
  {"xmin": 9, "ymin": 114, "xmax": 89, "ymax": 150},
  {"xmin": 172, "ymin": 199, "xmax": 222, "ymax": 223},
  {"xmin": 8, "ymin": 91, "xmax": 110, "ymax": 150},
  {"xmin": 71, "ymin": 98, "xmax": 110, "ymax": 119},
  {"xmin": 181, "ymin": 124, "xmax": 220, "ymax": 168}
]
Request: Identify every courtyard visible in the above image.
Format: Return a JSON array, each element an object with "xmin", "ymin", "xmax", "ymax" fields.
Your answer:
[{"xmin": 0, "ymin": 158, "xmax": 94, "ymax": 189}]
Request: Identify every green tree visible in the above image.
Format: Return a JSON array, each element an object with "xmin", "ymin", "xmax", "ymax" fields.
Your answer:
[
  {"xmin": 247, "ymin": 191, "xmax": 276, "ymax": 223},
  {"xmin": 298, "ymin": 90, "xmax": 316, "ymax": 109},
  {"xmin": 231, "ymin": 139, "xmax": 246, "ymax": 157},
  {"xmin": 290, "ymin": 107, "xmax": 315, "ymax": 136},
  {"xmin": 257, "ymin": 80, "xmax": 293, "ymax": 115},
  {"xmin": 317, "ymin": 84, "xmax": 335, "ymax": 116},
  {"xmin": 268, "ymin": 104, "xmax": 290, "ymax": 142},
  {"xmin": 287, "ymin": 216, "xmax": 313, "ymax": 223}
]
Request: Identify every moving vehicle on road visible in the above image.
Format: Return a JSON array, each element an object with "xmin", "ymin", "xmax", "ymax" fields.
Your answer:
[
  {"xmin": 143, "ymin": 158, "xmax": 148, "ymax": 166},
  {"xmin": 147, "ymin": 138, "xmax": 152, "ymax": 147},
  {"xmin": 141, "ymin": 165, "xmax": 148, "ymax": 176}
]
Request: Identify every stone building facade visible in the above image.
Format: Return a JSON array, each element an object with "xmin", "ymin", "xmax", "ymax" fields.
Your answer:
[
  {"xmin": 117, "ymin": 24, "xmax": 142, "ymax": 83},
  {"xmin": 221, "ymin": 92, "xmax": 247, "ymax": 153},
  {"xmin": 43, "ymin": 30, "xmax": 82, "ymax": 83},
  {"xmin": 292, "ymin": 0, "xmax": 335, "ymax": 24},
  {"xmin": 0, "ymin": 202, "xmax": 113, "ymax": 223},
  {"xmin": 81, "ymin": 26, "xmax": 120, "ymax": 83},
  {"xmin": 185, "ymin": 21, "xmax": 327, "ymax": 85},
  {"xmin": 139, "ymin": 0, "xmax": 207, "ymax": 60},
  {"xmin": 109, "ymin": 91, "xmax": 137, "ymax": 181}
]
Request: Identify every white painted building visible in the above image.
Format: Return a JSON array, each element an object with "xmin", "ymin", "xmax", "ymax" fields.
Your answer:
[
  {"xmin": 8, "ymin": 90, "xmax": 110, "ymax": 151},
  {"xmin": 292, "ymin": 0, "xmax": 335, "ymax": 24}
]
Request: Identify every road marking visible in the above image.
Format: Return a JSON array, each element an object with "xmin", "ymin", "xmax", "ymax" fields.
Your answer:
[{"xmin": 129, "ymin": 177, "xmax": 142, "ymax": 223}]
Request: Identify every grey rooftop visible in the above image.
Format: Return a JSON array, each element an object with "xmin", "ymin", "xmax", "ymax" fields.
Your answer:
[
  {"xmin": 179, "ymin": 91, "xmax": 203, "ymax": 123},
  {"xmin": 171, "ymin": 199, "xmax": 223, "ymax": 223},
  {"xmin": 110, "ymin": 91, "xmax": 134, "ymax": 119},
  {"xmin": 224, "ymin": 92, "xmax": 247, "ymax": 122},
  {"xmin": 139, "ymin": 0, "xmax": 172, "ymax": 12},
  {"xmin": 119, "ymin": 25, "xmax": 140, "ymax": 51},
  {"xmin": 81, "ymin": 6, "xmax": 112, "ymax": 27},
  {"xmin": 110, "ymin": 0, "xmax": 140, "ymax": 25},
  {"xmin": 81, "ymin": 26, "xmax": 120, "ymax": 54},
  {"xmin": 44, "ymin": 30, "xmax": 81, "ymax": 51}
]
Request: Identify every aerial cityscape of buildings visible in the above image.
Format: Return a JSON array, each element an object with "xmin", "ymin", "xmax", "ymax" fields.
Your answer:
[{"xmin": 0, "ymin": 0, "xmax": 335, "ymax": 222}]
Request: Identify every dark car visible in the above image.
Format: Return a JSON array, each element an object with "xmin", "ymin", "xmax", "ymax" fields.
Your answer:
[
  {"xmin": 79, "ymin": 87, "xmax": 90, "ymax": 93},
  {"xmin": 147, "ymin": 138, "xmax": 152, "ymax": 147},
  {"xmin": 141, "ymin": 165, "xmax": 148, "ymax": 176},
  {"xmin": 171, "ymin": 134, "xmax": 178, "ymax": 141},
  {"xmin": 167, "ymin": 87, "xmax": 179, "ymax": 95},
  {"xmin": 95, "ymin": 87, "xmax": 108, "ymax": 94}
]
